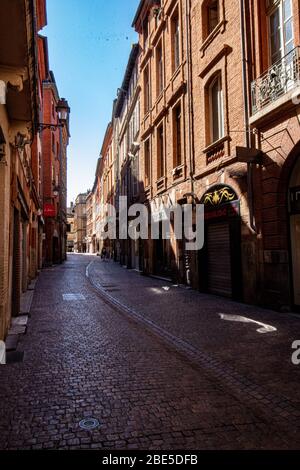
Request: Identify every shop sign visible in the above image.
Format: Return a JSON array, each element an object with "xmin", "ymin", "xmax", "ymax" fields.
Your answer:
[
  {"xmin": 204, "ymin": 200, "xmax": 240, "ymax": 220},
  {"xmin": 201, "ymin": 185, "xmax": 238, "ymax": 207},
  {"xmin": 44, "ymin": 203, "xmax": 56, "ymax": 218},
  {"xmin": 200, "ymin": 185, "xmax": 240, "ymax": 220}
]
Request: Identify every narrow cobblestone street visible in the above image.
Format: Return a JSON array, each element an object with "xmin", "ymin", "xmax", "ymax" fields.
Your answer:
[{"xmin": 1, "ymin": 254, "xmax": 300, "ymax": 450}]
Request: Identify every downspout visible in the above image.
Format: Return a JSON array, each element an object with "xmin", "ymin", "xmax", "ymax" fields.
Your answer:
[
  {"xmin": 185, "ymin": 0, "xmax": 194, "ymax": 197},
  {"xmin": 240, "ymin": 0, "xmax": 257, "ymax": 232},
  {"xmin": 185, "ymin": 0, "xmax": 195, "ymax": 286},
  {"xmin": 58, "ymin": 123, "xmax": 64, "ymax": 262}
]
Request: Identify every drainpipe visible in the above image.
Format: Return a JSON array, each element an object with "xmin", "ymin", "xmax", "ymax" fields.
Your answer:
[
  {"xmin": 185, "ymin": 0, "xmax": 195, "ymax": 197},
  {"xmin": 240, "ymin": 0, "xmax": 257, "ymax": 233},
  {"xmin": 185, "ymin": 0, "xmax": 195, "ymax": 286}
]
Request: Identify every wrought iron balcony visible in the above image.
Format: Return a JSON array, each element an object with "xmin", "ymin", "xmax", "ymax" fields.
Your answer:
[{"xmin": 251, "ymin": 46, "xmax": 300, "ymax": 115}]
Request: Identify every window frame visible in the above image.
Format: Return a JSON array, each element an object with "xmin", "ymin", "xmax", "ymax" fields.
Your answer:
[
  {"xmin": 173, "ymin": 103, "xmax": 182, "ymax": 168},
  {"xmin": 207, "ymin": 0, "xmax": 219, "ymax": 35},
  {"xmin": 143, "ymin": 16, "xmax": 149, "ymax": 51},
  {"xmin": 144, "ymin": 138, "xmax": 151, "ymax": 187},
  {"xmin": 171, "ymin": 11, "xmax": 181, "ymax": 72},
  {"xmin": 157, "ymin": 123, "xmax": 165, "ymax": 179},
  {"xmin": 156, "ymin": 42, "xmax": 164, "ymax": 97},
  {"xmin": 132, "ymin": 153, "xmax": 139, "ymax": 197},
  {"xmin": 209, "ymin": 75, "xmax": 224, "ymax": 145},
  {"xmin": 266, "ymin": 0, "xmax": 294, "ymax": 65},
  {"xmin": 144, "ymin": 66, "xmax": 151, "ymax": 113}
]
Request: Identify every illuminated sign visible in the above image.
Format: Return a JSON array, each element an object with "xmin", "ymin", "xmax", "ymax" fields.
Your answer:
[{"xmin": 44, "ymin": 203, "xmax": 56, "ymax": 218}]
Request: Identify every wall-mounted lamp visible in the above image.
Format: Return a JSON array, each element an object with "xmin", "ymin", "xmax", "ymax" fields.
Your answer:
[
  {"xmin": 37, "ymin": 98, "xmax": 70, "ymax": 133},
  {"xmin": 53, "ymin": 184, "xmax": 60, "ymax": 197}
]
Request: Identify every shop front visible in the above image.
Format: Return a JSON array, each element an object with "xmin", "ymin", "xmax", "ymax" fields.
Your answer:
[
  {"xmin": 289, "ymin": 157, "xmax": 300, "ymax": 308},
  {"xmin": 198, "ymin": 185, "xmax": 243, "ymax": 300}
]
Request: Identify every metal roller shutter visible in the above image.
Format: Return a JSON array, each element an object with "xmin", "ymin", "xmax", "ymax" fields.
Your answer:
[{"xmin": 207, "ymin": 222, "xmax": 232, "ymax": 297}]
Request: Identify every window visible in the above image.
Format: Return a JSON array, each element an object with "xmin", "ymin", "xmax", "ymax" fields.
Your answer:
[
  {"xmin": 157, "ymin": 124, "xmax": 164, "ymax": 178},
  {"xmin": 132, "ymin": 155, "xmax": 139, "ymax": 196},
  {"xmin": 208, "ymin": 0, "xmax": 219, "ymax": 34},
  {"xmin": 144, "ymin": 139, "xmax": 151, "ymax": 187},
  {"xmin": 143, "ymin": 16, "xmax": 149, "ymax": 50},
  {"xmin": 130, "ymin": 100, "xmax": 140, "ymax": 144},
  {"xmin": 135, "ymin": 99, "xmax": 140, "ymax": 136},
  {"xmin": 173, "ymin": 104, "xmax": 182, "ymax": 167},
  {"xmin": 267, "ymin": 0, "xmax": 294, "ymax": 64},
  {"xmin": 52, "ymin": 132, "xmax": 55, "ymax": 153},
  {"xmin": 154, "ymin": 0, "xmax": 162, "ymax": 26},
  {"xmin": 38, "ymin": 152, "xmax": 42, "ymax": 195},
  {"xmin": 209, "ymin": 75, "xmax": 224, "ymax": 143},
  {"xmin": 156, "ymin": 43, "xmax": 164, "ymax": 96},
  {"xmin": 144, "ymin": 67, "xmax": 150, "ymax": 113},
  {"xmin": 172, "ymin": 13, "xmax": 180, "ymax": 71}
]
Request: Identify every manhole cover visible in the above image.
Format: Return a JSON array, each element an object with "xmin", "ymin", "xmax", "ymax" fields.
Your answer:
[{"xmin": 79, "ymin": 418, "xmax": 100, "ymax": 430}]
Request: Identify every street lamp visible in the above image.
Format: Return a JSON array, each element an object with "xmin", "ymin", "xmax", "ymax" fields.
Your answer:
[
  {"xmin": 53, "ymin": 185, "xmax": 60, "ymax": 197},
  {"xmin": 56, "ymin": 98, "xmax": 70, "ymax": 123},
  {"xmin": 37, "ymin": 98, "xmax": 70, "ymax": 132}
]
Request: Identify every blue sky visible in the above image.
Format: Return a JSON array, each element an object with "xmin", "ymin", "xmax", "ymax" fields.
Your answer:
[{"xmin": 44, "ymin": 0, "xmax": 139, "ymax": 205}]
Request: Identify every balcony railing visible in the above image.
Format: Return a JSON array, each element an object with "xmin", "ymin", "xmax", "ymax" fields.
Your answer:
[{"xmin": 251, "ymin": 46, "xmax": 300, "ymax": 115}]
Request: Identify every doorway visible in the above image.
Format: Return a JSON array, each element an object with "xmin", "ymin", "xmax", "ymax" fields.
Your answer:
[
  {"xmin": 290, "ymin": 214, "xmax": 300, "ymax": 306},
  {"xmin": 289, "ymin": 157, "xmax": 300, "ymax": 307},
  {"xmin": 207, "ymin": 222, "xmax": 232, "ymax": 297}
]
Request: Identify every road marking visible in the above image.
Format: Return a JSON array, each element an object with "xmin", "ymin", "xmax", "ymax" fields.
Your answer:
[
  {"xmin": 219, "ymin": 313, "xmax": 277, "ymax": 334},
  {"xmin": 85, "ymin": 260, "xmax": 298, "ymax": 424},
  {"xmin": 63, "ymin": 293, "xmax": 86, "ymax": 301}
]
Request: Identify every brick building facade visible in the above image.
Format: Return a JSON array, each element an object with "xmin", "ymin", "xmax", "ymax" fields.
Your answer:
[
  {"xmin": 113, "ymin": 44, "xmax": 141, "ymax": 269},
  {"xmin": 95, "ymin": 123, "xmax": 115, "ymax": 257},
  {"xmin": 91, "ymin": 0, "xmax": 300, "ymax": 311},
  {"xmin": 0, "ymin": 0, "xmax": 46, "ymax": 339},
  {"xmin": 133, "ymin": 0, "xmax": 194, "ymax": 281},
  {"xmin": 73, "ymin": 193, "xmax": 88, "ymax": 253},
  {"xmin": 131, "ymin": 0, "xmax": 300, "ymax": 310},
  {"xmin": 42, "ymin": 72, "xmax": 70, "ymax": 265},
  {"xmin": 0, "ymin": 0, "xmax": 70, "ymax": 340},
  {"xmin": 67, "ymin": 203, "xmax": 75, "ymax": 252}
]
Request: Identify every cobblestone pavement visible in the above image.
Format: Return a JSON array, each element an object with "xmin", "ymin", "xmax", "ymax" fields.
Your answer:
[{"xmin": 0, "ymin": 254, "xmax": 300, "ymax": 450}]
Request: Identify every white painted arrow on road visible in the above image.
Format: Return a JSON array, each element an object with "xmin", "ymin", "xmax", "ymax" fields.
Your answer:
[{"xmin": 219, "ymin": 314, "xmax": 277, "ymax": 334}]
